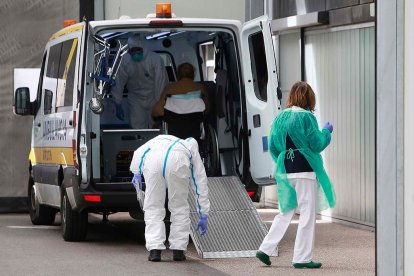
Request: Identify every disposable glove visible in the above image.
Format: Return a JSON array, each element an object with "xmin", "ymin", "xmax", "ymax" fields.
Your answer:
[
  {"xmin": 196, "ymin": 214, "xmax": 208, "ymax": 236},
  {"xmin": 131, "ymin": 172, "xmax": 144, "ymax": 209},
  {"xmin": 116, "ymin": 104, "xmax": 125, "ymax": 121},
  {"xmin": 132, "ymin": 172, "xmax": 143, "ymax": 190},
  {"xmin": 323, "ymin": 121, "xmax": 333, "ymax": 133}
]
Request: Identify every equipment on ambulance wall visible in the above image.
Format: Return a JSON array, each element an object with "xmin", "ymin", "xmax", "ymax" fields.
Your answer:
[{"xmin": 89, "ymin": 34, "xmax": 128, "ymax": 114}]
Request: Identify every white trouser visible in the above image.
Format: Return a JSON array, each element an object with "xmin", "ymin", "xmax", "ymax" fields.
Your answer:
[
  {"xmin": 143, "ymin": 151, "xmax": 191, "ymax": 251},
  {"xmin": 259, "ymin": 178, "xmax": 317, "ymax": 263}
]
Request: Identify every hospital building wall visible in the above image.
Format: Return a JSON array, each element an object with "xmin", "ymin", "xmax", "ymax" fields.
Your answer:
[{"xmin": 0, "ymin": 0, "xmax": 79, "ymax": 212}]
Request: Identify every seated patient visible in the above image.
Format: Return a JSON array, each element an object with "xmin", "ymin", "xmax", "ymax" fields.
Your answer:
[{"xmin": 152, "ymin": 62, "xmax": 209, "ymax": 141}]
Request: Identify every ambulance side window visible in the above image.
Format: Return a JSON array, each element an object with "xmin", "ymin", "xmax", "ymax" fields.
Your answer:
[
  {"xmin": 44, "ymin": 43, "xmax": 62, "ymax": 115},
  {"xmin": 56, "ymin": 39, "xmax": 78, "ymax": 110},
  {"xmin": 34, "ymin": 53, "xmax": 47, "ymax": 117},
  {"xmin": 248, "ymin": 32, "xmax": 268, "ymax": 102}
]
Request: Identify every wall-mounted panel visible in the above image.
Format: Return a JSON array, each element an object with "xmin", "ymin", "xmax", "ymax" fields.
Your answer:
[
  {"xmin": 305, "ymin": 26, "xmax": 375, "ymax": 226},
  {"xmin": 246, "ymin": 0, "xmax": 264, "ymax": 21},
  {"xmin": 360, "ymin": 0, "xmax": 374, "ymax": 3},
  {"xmin": 277, "ymin": 0, "xmax": 325, "ymax": 18},
  {"xmin": 329, "ymin": 3, "xmax": 374, "ymax": 27},
  {"xmin": 326, "ymin": 0, "xmax": 359, "ymax": 10},
  {"xmin": 279, "ymin": 31, "xmax": 301, "ymax": 107}
]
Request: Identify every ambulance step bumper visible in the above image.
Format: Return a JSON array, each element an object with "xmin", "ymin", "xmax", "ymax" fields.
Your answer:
[{"xmin": 189, "ymin": 176, "xmax": 268, "ymax": 258}]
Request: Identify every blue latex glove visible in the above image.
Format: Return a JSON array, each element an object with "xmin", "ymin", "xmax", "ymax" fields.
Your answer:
[
  {"xmin": 323, "ymin": 121, "xmax": 333, "ymax": 133},
  {"xmin": 116, "ymin": 104, "xmax": 125, "ymax": 121},
  {"xmin": 131, "ymin": 173, "xmax": 143, "ymax": 190},
  {"xmin": 196, "ymin": 214, "xmax": 208, "ymax": 236}
]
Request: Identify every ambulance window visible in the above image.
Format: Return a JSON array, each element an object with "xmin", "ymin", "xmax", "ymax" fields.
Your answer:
[
  {"xmin": 157, "ymin": 52, "xmax": 176, "ymax": 82},
  {"xmin": 56, "ymin": 39, "xmax": 78, "ymax": 109},
  {"xmin": 43, "ymin": 44, "xmax": 62, "ymax": 115},
  {"xmin": 34, "ymin": 53, "xmax": 47, "ymax": 117},
  {"xmin": 46, "ymin": 44, "xmax": 61, "ymax": 79},
  {"xmin": 248, "ymin": 32, "xmax": 268, "ymax": 102}
]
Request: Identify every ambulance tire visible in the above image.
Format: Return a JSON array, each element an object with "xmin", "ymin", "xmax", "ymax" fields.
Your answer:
[
  {"xmin": 203, "ymin": 124, "xmax": 220, "ymax": 177},
  {"xmin": 61, "ymin": 192, "xmax": 88, "ymax": 241},
  {"xmin": 28, "ymin": 176, "xmax": 56, "ymax": 225}
]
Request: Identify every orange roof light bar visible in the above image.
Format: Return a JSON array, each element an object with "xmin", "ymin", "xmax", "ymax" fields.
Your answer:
[
  {"xmin": 156, "ymin": 3, "xmax": 172, "ymax": 18},
  {"xmin": 64, "ymin": 19, "xmax": 77, "ymax": 28}
]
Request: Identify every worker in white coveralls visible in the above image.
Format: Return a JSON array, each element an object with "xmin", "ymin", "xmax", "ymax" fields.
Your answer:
[
  {"xmin": 111, "ymin": 34, "xmax": 168, "ymax": 129},
  {"xmin": 130, "ymin": 135, "xmax": 210, "ymax": 262}
]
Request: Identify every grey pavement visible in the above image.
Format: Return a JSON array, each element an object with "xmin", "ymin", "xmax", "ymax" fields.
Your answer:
[{"xmin": 0, "ymin": 209, "xmax": 375, "ymax": 276}]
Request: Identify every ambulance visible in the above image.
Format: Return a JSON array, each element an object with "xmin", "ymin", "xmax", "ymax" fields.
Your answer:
[{"xmin": 13, "ymin": 4, "xmax": 281, "ymax": 241}]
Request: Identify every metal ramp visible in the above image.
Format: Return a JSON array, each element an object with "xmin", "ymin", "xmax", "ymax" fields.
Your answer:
[{"xmin": 188, "ymin": 176, "xmax": 268, "ymax": 258}]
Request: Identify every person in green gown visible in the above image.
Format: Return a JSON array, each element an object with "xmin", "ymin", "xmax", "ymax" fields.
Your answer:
[{"xmin": 256, "ymin": 81, "xmax": 335, "ymax": 269}]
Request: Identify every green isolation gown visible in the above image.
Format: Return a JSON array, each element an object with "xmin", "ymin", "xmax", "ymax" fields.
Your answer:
[{"xmin": 269, "ymin": 107, "xmax": 336, "ymax": 213}]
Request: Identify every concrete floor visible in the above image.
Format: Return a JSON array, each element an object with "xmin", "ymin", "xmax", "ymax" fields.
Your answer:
[
  {"xmin": 183, "ymin": 209, "xmax": 376, "ymax": 275},
  {"xmin": 235, "ymin": 209, "xmax": 376, "ymax": 275},
  {"xmin": 0, "ymin": 209, "xmax": 375, "ymax": 275}
]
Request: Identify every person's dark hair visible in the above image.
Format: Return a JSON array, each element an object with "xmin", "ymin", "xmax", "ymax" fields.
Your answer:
[
  {"xmin": 177, "ymin": 62, "xmax": 195, "ymax": 80},
  {"xmin": 286, "ymin": 81, "xmax": 316, "ymax": 112}
]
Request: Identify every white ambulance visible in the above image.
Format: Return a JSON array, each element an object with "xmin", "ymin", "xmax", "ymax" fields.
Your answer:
[{"xmin": 14, "ymin": 6, "xmax": 281, "ymax": 241}]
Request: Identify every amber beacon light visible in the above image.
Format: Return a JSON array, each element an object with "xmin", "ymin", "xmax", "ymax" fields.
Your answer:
[
  {"xmin": 63, "ymin": 19, "xmax": 77, "ymax": 27},
  {"xmin": 156, "ymin": 3, "xmax": 172, "ymax": 18}
]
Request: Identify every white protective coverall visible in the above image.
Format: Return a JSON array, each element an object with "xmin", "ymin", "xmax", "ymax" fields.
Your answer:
[
  {"xmin": 112, "ymin": 34, "xmax": 169, "ymax": 129},
  {"xmin": 130, "ymin": 135, "xmax": 210, "ymax": 251}
]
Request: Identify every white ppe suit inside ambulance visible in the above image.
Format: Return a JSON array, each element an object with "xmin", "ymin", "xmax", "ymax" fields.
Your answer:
[
  {"xmin": 111, "ymin": 34, "xmax": 168, "ymax": 129},
  {"xmin": 130, "ymin": 135, "xmax": 210, "ymax": 252}
]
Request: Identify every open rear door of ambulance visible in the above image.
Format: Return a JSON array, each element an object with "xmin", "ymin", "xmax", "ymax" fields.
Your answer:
[{"xmin": 241, "ymin": 15, "xmax": 281, "ymax": 185}]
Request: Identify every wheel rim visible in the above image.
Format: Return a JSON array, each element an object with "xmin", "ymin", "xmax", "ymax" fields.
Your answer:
[
  {"xmin": 30, "ymin": 185, "xmax": 36, "ymax": 212},
  {"xmin": 206, "ymin": 125, "xmax": 219, "ymax": 175},
  {"xmin": 62, "ymin": 195, "xmax": 67, "ymax": 227}
]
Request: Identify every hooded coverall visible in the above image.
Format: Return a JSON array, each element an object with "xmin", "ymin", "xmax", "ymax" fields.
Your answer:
[
  {"xmin": 112, "ymin": 34, "xmax": 168, "ymax": 129},
  {"xmin": 130, "ymin": 135, "xmax": 210, "ymax": 251}
]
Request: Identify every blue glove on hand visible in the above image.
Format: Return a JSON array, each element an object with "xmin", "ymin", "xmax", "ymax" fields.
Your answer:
[
  {"xmin": 132, "ymin": 173, "xmax": 143, "ymax": 190},
  {"xmin": 196, "ymin": 214, "xmax": 208, "ymax": 236},
  {"xmin": 323, "ymin": 121, "xmax": 333, "ymax": 133},
  {"xmin": 116, "ymin": 104, "xmax": 125, "ymax": 121}
]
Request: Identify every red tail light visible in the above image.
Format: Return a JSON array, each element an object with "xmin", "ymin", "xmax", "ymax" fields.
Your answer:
[
  {"xmin": 247, "ymin": 191, "xmax": 255, "ymax": 198},
  {"xmin": 84, "ymin": 195, "xmax": 101, "ymax": 202}
]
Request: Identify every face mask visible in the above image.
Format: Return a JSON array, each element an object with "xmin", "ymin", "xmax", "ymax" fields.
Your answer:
[{"xmin": 131, "ymin": 52, "xmax": 144, "ymax": 62}]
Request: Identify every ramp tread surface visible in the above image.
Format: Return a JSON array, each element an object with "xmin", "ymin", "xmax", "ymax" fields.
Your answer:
[{"xmin": 189, "ymin": 176, "xmax": 268, "ymax": 258}]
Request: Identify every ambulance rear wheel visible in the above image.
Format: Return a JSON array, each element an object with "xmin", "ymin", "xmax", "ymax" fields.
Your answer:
[
  {"xmin": 61, "ymin": 192, "xmax": 88, "ymax": 241},
  {"xmin": 28, "ymin": 176, "xmax": 56, "ymax": 225},
  {"xmin": 203, "ymin": 124, "xmax": 220, "ymax": 176}
]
